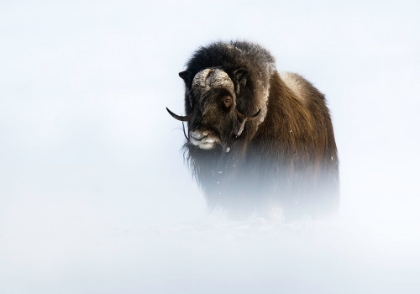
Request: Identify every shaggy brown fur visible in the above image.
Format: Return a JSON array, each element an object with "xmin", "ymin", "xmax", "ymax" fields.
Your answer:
[{"xmin": 169, "ymin": 41, "xmax": 339, "ymax": 220}]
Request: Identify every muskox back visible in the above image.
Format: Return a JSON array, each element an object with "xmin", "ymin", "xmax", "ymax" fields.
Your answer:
[{"xmin": 167, "ymin": 41, "xmax": 339, "ymax": 221}]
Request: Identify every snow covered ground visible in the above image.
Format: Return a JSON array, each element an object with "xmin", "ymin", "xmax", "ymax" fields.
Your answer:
[{"xmin": 1, "ymin": 1, "xmax": 420, "ymax": 293}]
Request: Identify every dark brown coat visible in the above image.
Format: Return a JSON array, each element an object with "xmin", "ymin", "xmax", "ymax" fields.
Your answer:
[{"xmin": 167, "ymin": 41, "xmax": 339, "ymax": 220}]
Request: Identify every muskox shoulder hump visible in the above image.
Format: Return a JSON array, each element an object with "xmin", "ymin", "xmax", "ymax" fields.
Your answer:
[{"xmin": 280, "ymin": 72, "xmax": 310, "ymax": 106}]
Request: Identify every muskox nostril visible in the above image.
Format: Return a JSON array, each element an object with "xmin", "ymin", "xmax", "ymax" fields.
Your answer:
[
  {"xmin": 190, "ymin": 131, "xmax": 203, "ymax": 140},
  {"xmin": 191, "ymin": 130, "xmax": 210, "ymax": 140},
  {"xmin": 190, "ymin": 132, "xmax": 199, "ymax": 140}
]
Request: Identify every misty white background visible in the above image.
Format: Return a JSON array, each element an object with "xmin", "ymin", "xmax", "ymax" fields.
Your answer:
[{"xmin": 1, "ymin": 1, "xmax": 419, "ymax": 293}]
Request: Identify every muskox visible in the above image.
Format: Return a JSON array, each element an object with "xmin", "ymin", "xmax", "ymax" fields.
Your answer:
[{"xmin": 167, "ymin": 41, "xmax": 339, "ymax": 220}]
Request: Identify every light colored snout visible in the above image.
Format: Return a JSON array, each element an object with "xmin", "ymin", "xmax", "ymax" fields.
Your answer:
[
  {"xmin": 189, "ymin": 130, "xmax": 220, "ymax": 150},
  {"xmin": 190, "ymin": 130, "xmax": 209, "ymax": 140}
]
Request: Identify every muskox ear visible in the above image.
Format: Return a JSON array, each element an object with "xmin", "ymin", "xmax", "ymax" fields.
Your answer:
[
  {"xmin": 233, "ymin": 68, "xmax": 248, "ymax": 87},
  {"xmin": 179, "ymin": 70, "xmax": 192, "ymax": 84}
]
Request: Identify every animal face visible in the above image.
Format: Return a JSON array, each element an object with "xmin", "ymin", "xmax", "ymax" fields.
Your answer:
[{"xmin": 167, "ymin": 68, "xmax": 260, "ymax": 151}]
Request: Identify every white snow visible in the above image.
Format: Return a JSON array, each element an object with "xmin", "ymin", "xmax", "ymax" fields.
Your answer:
[{"xmin": 1, "ymin": 1, "xmax": 420, "ymax": 294}]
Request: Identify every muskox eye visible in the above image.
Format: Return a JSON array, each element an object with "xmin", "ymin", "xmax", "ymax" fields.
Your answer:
[{"xmin": 222, "ymin": 96, "xmax": 232, "ymax": 108}]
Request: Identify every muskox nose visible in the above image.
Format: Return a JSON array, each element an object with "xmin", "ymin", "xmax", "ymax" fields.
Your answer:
[{"xmin": 190, "ymin": 130, "xmax": 209, "ymax": 140}]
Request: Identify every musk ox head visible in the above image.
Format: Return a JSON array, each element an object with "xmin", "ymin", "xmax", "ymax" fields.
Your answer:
[{"xmin": 167, "ymin": 67, "xmax": 260, "ymax": 151}]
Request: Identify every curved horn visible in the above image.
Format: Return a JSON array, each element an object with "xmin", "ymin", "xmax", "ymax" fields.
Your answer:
[
  {"xmin": 166, "ymin": 107, "xmax": 191, "ymax": 121},
  {"xmin": 234, "ymin": 109, "xmax": 261, "ymax": 138},
  {"xmin": 237, "ymin": 109, "xmax": 261, "ymax": 121},
  {"xmin": 249, "ymin": 109, "xmax": 261, "ymax": 120}
]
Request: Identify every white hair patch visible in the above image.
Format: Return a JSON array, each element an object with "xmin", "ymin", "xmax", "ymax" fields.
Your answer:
[
  {"xmin": 192, "ymin": 68, "xmax": 234, "ymax": 97},
  {"xmin": 281, "ymin": 72, "xmax": 307, "ymax": 105}
]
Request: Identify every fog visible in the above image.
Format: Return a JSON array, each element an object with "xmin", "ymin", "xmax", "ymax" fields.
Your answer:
[{"xmin": 1, "ymin": 1, "xmax": 419, "ymax": 293}]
